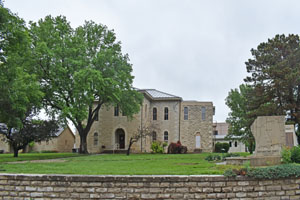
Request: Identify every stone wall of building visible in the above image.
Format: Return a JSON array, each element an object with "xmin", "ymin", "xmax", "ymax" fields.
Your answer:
[
  {"xmin": 149, "ymin": 100, "xmax": 181, "ymax": 144},
  {"xmin": 180, "ymin": 101, "xmax": 214, "ymax": 152},
  {"xmin": 0, "ymin": 173, "xmax": 299, "ymax": 199},
  {"xmin": 0, "ymin": 135, "xmax": 10, "ymax": 153},
  {"xmin": 32, "ymin": 127, "xmax": 75, "ymax": 153}
]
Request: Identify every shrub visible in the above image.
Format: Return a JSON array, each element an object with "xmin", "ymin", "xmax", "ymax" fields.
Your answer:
[
  {"xmin": 151, "ymin": 141, "xmax": 165, "ymax": 154},
  {"xmin": 205, "ymin": 154, "xmax": 222, "ymax": 161},
  {"xmin": 215, "ymin": 142, "xmax": 230, "ymax": 153},
  {"xmin": 291, "ymin": 146, "xmax": 300, "ymax": 163},
  {"xmin": 224, "ymin": 169, "xmax": 237, "ymax": 177},
  {"xmin": 281, "ymin": 146, "xmax": 292, "ymax": 164},
  {"xmin": 246, "ymin": 164, "xmax": 300, "ymax": 179},
  {"xmin": 224, "ymin": 164, "xmax": 300, "ymax": 179}
]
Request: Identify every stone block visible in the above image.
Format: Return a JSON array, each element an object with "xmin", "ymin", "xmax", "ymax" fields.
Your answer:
[
  {"xmin": 266, "ymin": 185, "xmax": 281, "ymax": 191},
  {"xmin": 141, "ymin": 193, "xmax": 156, "ymax": 199},
  {"xmin": 236, "ymin": 192, "xmax": 247, "ymax": 198},
  {"xmin": 282, "ymin": 184, "xmax": 298, "ymax": 190}
]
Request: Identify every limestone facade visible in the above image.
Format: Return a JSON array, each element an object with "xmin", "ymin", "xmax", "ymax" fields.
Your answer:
[
  {"xmin": 31, "ymin": 126, "xmax": 75, "ymax": 153},
  {"xmin": 75, "ymin": 89, "xmax": 214, "ymax": 153}
]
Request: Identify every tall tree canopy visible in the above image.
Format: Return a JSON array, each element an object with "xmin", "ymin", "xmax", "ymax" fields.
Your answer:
[
  {"xmin": 244, "ymin": 34, "xmax": 300, "ymax": 125},
  {"xmin": 30, "ymin": 16, "xmax": 143, "ymax": 153},
  {"xmin": 227, "ymin": 34, "xmax": 300, "ymax": 147},
  {"xmin": 225, "ymin": 84, "xmax": 255, "ymax": 153},
  {"xmin": 0, "ymin": 3, "xmax": 59, "ymax": 157}
]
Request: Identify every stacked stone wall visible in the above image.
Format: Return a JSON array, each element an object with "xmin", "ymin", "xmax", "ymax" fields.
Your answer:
[{"xmin": 0, "ymin": 174, "xmax": 299, "ymax": 199}]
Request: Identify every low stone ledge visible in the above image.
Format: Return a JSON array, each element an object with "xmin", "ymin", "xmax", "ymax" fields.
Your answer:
[{"xmin": 0, "ymin": 173, "xmax": 299, "ymax": 199}]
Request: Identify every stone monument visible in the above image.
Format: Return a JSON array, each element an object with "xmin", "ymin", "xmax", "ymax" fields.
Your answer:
[{"xmin": 250, "ymin": 115, "xmax": 286, "ymax": 166}]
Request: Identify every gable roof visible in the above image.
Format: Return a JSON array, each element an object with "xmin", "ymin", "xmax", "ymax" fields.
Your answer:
[
  {"xmin": 55, "ymin": 125, "xmax": 75, "ymax": 138},
  {"xmin": 139, "ymin": 89, "xmax": 182, "ymax": 101}
]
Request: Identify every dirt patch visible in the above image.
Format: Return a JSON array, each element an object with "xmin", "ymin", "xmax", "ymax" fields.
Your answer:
[{"xmin": 7, "ymin": 159, "xmax": 67, "ymax": 164}]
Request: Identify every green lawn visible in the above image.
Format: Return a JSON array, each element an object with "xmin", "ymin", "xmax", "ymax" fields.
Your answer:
[
  {"xmin": 0, "ymin": 153, "xmax": 244, "ymax": 175},
  {"xmin": 0, "ymin": 152, "xmax": 81, "ymax": 163}
]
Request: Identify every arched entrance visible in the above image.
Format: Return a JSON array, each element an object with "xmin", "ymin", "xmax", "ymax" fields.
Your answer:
[{"xmin": 115, "ymin": 128, "xmax": 125, "ymax": 149}]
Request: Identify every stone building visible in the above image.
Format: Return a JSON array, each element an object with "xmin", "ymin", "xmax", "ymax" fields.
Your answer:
[
  {"xmin": 75, "ymin": 89, "xmax": 214, "ymax": 153},
  {"xmin": 212, "ymin": 122, "xmax": 246, "ymax": 153},
  {"xmin": 0, "ymin": 126, "xmax": 75, "ymax": 153},
  {"xmin": 29, "ymin": 126, "xmax": 75, "ymax": 153}
]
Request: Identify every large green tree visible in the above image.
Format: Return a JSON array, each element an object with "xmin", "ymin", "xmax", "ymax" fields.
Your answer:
[
  {"xmin": 244, "ymin": 34, "xmax": 300, "ymax": 140},
  {"xmin": 225, "ymin": 84, "xmax": 255, "ymax": 153},
  {"xmin": 0, "ymin": 3, "xmax": 59, "ymax": 157},
  {"xmin": 30, "ymin": 16, "xmax": 143, "ymax": 153}
]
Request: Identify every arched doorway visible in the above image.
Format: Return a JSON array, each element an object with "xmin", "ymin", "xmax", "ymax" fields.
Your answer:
[{"xmin": 115, "ymin": 128, "xmax": 125, "ymax": 149}]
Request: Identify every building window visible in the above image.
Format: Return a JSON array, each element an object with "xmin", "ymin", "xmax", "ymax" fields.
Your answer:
[
  {"xmin": 145, "ymin": 104, "xmax": 147, "ymax": 118},
  {"xmin": 184, "ymin": 107, "xmax": 188, "ymax": 120},
  {"xmin": 94, "ymin": 132, "xmax": 99, "ymax": 146},
  {"xmin": 153, "ymin": 108, "xmax": 157, "ymax": 120},
  {"xmin": 114, "ymin": 106, "xmax": 119, "ymax": 116},
  {"xmin": 95, "ymin": 112, "xmax": 99, "ymax": 121},
  {"xmin": 214, "ymin": 130, "xmax": 218, "ymax": 135},
  {"xmin": 234, "ymin": 141, "xmax": 237, "ymax": 147},
  {"xmin": 229, "ymin": 141, "xmax": 232, "ymax": 147},
  {"xmin": 164, "ymin": 131, "xmax": 168, "ymax": 142},
  {"xmin": 152, "ymin": 131, "xmax": 157, "ymax": 141},
  {"xmin": 201, "ymin": 107, "xmax": 206, "ymax": 121},
  {"xmin": 164, "ymin": 107, "xmax": 168, "ymax": 120}
]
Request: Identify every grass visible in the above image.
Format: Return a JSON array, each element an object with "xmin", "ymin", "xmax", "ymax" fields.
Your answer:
[
  {"xmin": 0, "ymin": 152, "xmax": 81, "ymax": 163},
  {"xmin": 0, "ymin": 153, "xmax": 246, "ymax": 175}
]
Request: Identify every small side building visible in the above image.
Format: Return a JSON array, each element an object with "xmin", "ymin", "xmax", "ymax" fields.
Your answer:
[
  {"xmin": 30, "ymin": 126, "xmax": 75, "ymax": 153},
  {"xmin": 213, "ymin": 122, "xmax": 246, "ymax": 153}
]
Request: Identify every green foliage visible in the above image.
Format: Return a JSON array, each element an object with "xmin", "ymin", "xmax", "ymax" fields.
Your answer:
[
  {"xmin": 151, "ymin": 141, "xmax": 165, "ymax": 154},
  {"xmin": 205, "ymin": 153, "xmax": 241, "ymax": 162},
  {"xmin": 291, "ymin": 146, "xmax": 300, "ymax": 163},
  {"xmin": 28, "ymin": 141, "xmax": 35, "ymax": 148},
  {"xmin": 30, "ymin": 16, "xmax": 143, "ymax": 153},
  {"xmin": 246, "ymin": 164, "xmax": 300, "ymax": 179},
  {"xmin": 225, "ymin": 84, "xmax": 255, "ymax": 154},
  {"xmin": 0, "ymin": 4, "xmax": 43, "ymax": 129},
  {"xmin": 281, "ymin": 146, "xmax": 292, "ymax": 164},
  {"xmin": 215, "ymin": 142, "xmax": 230, "ymax": 153},
  {"xmin": 223, "ymin": 169, "xmax": 237, "ymax": 177},
  {"xmin": 244, "ymin": 34, "xmax": 300, "ymax": 141},
  {"xmin": 205, "ymin": 154, "xmax": 222, "ymax": 161}
]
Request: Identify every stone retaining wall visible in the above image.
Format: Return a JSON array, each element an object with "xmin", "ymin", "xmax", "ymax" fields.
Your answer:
[{"xmin": 0, "ymin": 173, "xmax": 300, "ymax": 199}]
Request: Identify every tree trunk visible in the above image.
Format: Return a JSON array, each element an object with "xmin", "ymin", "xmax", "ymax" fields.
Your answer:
[
  {"xmin": 127, "ymin": 138, "xmax": 134, "ymax": 156},
  {"xmin": 13, "ymin": 147, "xmax": 19, "ymax": 157},
  {"xmin": 79, "ymin": 133, "xmax": 89, "ymax": 154}
]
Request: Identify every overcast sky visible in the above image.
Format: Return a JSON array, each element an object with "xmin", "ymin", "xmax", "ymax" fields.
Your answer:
[{"xmin": 4, "ymin": 0, "xmax": 300, "ymax": 122}]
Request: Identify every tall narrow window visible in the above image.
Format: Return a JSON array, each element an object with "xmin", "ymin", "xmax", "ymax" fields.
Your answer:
[
  {"xmin": 229, "ymin": 141, "xmax": 232, "ymax": 147},
  {"xmin": 201, "ymin": 107, "xmax": 206, "ymax": 121},
  {"xmin": 95, "ymin": 112, "xmax": 99, "ymax": 121},
  {"xmin": 94, "ymin": 132, "xmax": 98, "ymax": 146},
  {"xmin": 114, "ymin": 105, "xmax": 119, "ymax": 116},
  {"xmin": 235, "ymin": 141, "xmax": 237, "ymax": 147},
  {"xmin": 145, "ymin": 104, "xmax": 147, "ymax": 118},
  {"xmin": 184, "ymin": 107, "xmax": 188, "ymax": 120},
  {"xmin": 153, "ymin": 108, "xmax": 157, "ymax": 120},
  {"xmin": 164, "ymin": 131, "xmax": 168, "ymax": 142},
  {"xmin": 152, "ymin": 131, "xmax": 157, "ymax": 141},
  {"xmin": 164, "ymin": 107, "xmax": 168, "ymax": 120}
]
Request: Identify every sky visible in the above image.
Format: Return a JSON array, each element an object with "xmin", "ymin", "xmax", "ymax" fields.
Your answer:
[{"xmin": 4, "ymin": 0, "xmax": 300, "ymax": 122}]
